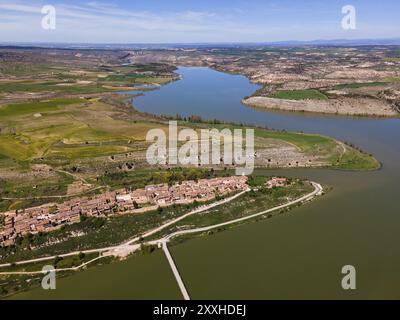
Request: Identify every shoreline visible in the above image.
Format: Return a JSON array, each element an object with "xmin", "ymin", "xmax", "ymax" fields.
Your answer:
[
  {"xmin": 242, "ymin": 96, "xmax": 399, "ymax": 118},
  {"xmin": 241, "ymin": 96, "xmax": 400, "ymax": 119}
]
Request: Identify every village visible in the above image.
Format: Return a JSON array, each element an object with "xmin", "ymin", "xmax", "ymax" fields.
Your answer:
[{"xmin": 0, "ymin": 175, "xmax": 253, "ymax": 248}]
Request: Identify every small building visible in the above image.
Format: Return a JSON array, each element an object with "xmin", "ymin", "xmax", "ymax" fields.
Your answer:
[{"xmin": 266, "ymin": 177, "xmax": 288, "ymax": 189}]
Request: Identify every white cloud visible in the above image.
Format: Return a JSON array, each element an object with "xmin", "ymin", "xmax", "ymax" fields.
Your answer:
[{"xmin": 0, "ymin": 0, "xmax": 235, "ymax": 42}]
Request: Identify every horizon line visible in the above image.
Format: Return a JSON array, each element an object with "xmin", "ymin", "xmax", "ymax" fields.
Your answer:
[{"xmin": 1, "ymin": 37, "xmax": 400, "ymax": 46}]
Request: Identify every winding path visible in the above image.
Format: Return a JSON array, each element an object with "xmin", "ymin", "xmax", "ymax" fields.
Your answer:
[{"xmin": 0, "ymin": 256, "xmax": 104, "ymax": 276}]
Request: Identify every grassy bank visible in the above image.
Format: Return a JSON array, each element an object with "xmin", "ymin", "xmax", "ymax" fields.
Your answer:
[
  {"xmin": 334, "ymin": 82, "xmax": 388, "ymax": 90},
  {"xmin": 269, "ymin": 89, "xmax": 328, "ymax": 100}
]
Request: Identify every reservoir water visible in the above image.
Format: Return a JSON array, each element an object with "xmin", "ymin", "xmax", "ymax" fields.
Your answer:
[{"xmin": 14, "ymin": 67, "xmax": 400, "ymax": 299}]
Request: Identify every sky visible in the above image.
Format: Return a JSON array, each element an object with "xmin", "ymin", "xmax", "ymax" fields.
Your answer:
[{"xmin": 0, "ymin": 0, "xmax": 399, "ymax": 43}]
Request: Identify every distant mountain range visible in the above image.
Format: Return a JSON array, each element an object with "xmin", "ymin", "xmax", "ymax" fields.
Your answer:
[{"xmin": 1, "ymin": 38, "xmax": 400, "ymax": 49}]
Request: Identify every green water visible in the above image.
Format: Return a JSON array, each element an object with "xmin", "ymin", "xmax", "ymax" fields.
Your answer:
[
  {"xmin": 173, "ymin": 168, "xmax": 400, "ymax": 299},
  {"xmin": 11, "ymin": 251, "xmax": 181, "ymax": 300},
  {"xmin": 12, "ymin": 67, "xmax": 400, "ymax": 299}
]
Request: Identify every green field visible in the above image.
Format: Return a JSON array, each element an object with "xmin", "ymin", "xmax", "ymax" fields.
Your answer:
[
  {"xmin": 254, "ymin": 129, "xmax": 335, "ymax": 151},
  {"xmin": 332, "ymin": 145, "xmax": 380, "ymax": 170},
  {"xmin": 0, "ymin": 61, "xmax": 176, "ymax": 95},
  {"xmin": 47, "ymin": 145, "xmax": 132, "ymax": 160},
  {"xmin": 0, "ymin": 63, "xmax": 62, "ymax": 77},
  {"xmin": 0, "ymin": 97, "xmax": 157, "ymax": 162},
  {"xmin": 269, "ymin": 89, "xmax": 328, "ymax": 100},
  {"xmin": 0, "ymin": 171, "xmax": 74, "ymax": 200},
  {"xmin": 254, "ymin": 128, "xmax": 379, "ymax": 170},
  {"xmin": 334, "ymin": 82, "xmax": 387, "ymax": 89},
  {"xmin": 384, "ymin": 77, "xmax": 400, "ymax": 83},
  {"xmin": 103, "ymin": 74, "xmax": 148, "ymax": 82},
  {"xmin": 0, "ymin": 98, "xmax": 82, "ymax": 118},
  {"xmin": 0, "ymin": 81, "xmax": 108, "ymax": 94}
]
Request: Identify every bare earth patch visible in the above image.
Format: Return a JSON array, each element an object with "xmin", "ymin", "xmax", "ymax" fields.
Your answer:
[{"xmin": 66, "ymin": 181, "xmax": 93, "ymax": 196}]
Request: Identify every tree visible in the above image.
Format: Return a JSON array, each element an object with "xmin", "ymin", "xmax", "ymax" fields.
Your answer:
[{"xmin": 53, "ymin": 256, "xmax": 63, "ymax": 266}]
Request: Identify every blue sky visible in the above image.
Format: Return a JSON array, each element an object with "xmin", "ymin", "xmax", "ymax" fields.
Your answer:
[{"xmin": 0, "ymin": 0, "xmax": 399, "ymax": 43}]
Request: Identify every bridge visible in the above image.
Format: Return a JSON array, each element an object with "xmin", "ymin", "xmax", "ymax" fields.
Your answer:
[{"xmin": 161, "ymin": 240, "xmax": 190, "ymax": 300}]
